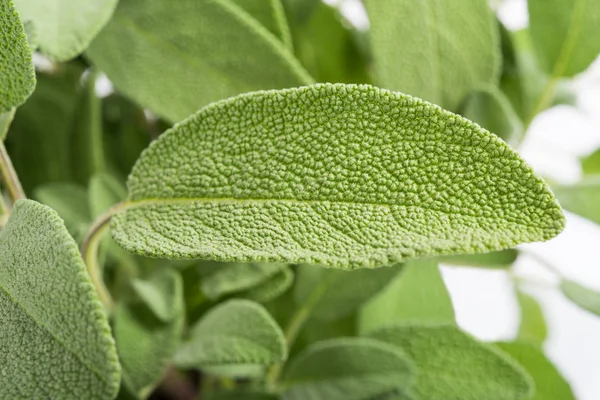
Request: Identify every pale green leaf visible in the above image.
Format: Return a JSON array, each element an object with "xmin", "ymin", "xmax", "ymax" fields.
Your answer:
[
  {"xmin": 440, "ymin": 249, "xmax": 519, "ymax": 269},
  {"xmin": 294, "ymin": 263, "xmax": 401, "ymax": 321},
  {"xmin": 581, "ymin": 148, "xmax": 600, "ymax": 176},
  {"xmin": 529, "ymin": 0, "xmax": 600, "ymax": 77},
  {"xmin": 231, "ymin": 0, "xmax": 292, "ymax": 49},
  {"xmin": 0, "ymin": 108, "xmax": 15, "ymax": 141},
  {"xmin": 86, "ymin": 0, "xmax": 312, "ymax": 122},
  {"xmin": 115, "ymin": 269, "xmax": 184, "ymax": 398},
  {"xmin": 173, "ymin": 299, "xmax": 286, "ymax": 372},
  {"xmin": 0, "ymin": 200, "xmax": 120, "ymax": 398},
  {"xmin": 516, "ymin": 290, "xmax": 548, "ymax": 346},
  {"xmin": 552, "ymin": 176, "xmax": 600, "ymax": 224},
  {"xmin": 13, "ymin": 0, "xmax": 118, "ymax": 61},
  {"xmin": 497, "ymin": 342, "xmax": 575, "ymax": 400},
  {"xmin": 365, "ymin": 0, "xmax": 500, "ymax": 111},
  {"xmin": 561, "ymin": 279, "xmax": 600, "ymax": 316},
  {"xmin": 282, "ymin": 338, "xmax": 414, "ymax": 400},
  {"xmin": 369, "ymin": 323, "xmax": 534, "ymax": 400},
  {"xmin": 0, "ymin": 0, "xmax": 35, "ymax": 113},
  {"xmin": 89, "ymin": 173, "xmax": 128, "ymax": 219},
  {"xmin": 201, "ymin": 262, "xmax": 287, "ymax": 300},
  {"xmin": 358, "ymin": 260, "xmax": 455, "ymax": 334},
  {"xmin": 110, "ymin": 84, "xmax": 564, "ymax": 269},
  {"xmin": 240, "ymin": 266, "xmax": 295, "ymax": 303}
]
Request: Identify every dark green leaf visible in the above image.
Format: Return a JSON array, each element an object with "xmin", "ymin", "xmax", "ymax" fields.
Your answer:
[{"xmin": 561, "ymin": 279, "xmax": 600, "ymax": 316}]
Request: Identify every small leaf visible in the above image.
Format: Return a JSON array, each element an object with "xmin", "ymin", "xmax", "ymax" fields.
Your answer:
[
  {"xmin": 87, "ymin": 0, "xmax": 312, "ymax": 122},
  {"xmin": 201, "ymin": 262, "xmax": 287, "ymax": 300},
  {"xmin": 13, "ymin": 0, "xmax": 118, "ymax": 61},
  {"xmin": 358, "ymin": 260, "xmax": 455, "ymax": 334},
  {"xmin": 552, "ymin": 177, "xmax": 600, "ymax": 224},
  {"xmin": 115, "ymin": 269, "xmax": 185, "ymax": 398},
  {"xmin": 294, "ymin": 263, "xmax": 401, "ymax": 321},
  {"xmin": 529, "ymin": 0, "xmax": 600, "ymax": 77},
  {"xmin": 440, "ymin": 249, "xmax": 519, "ymax": 269},
  {"xmin": 89, "ymin": 173, "xmax": 128, "ymax": 219},
  {"xmin": 110, "ymin": 84, "xmax": 564, "ymax": 269},
  {"xmin": 0, "ymin": 0, "xmax": 35, "ymax": 113},
  {"xmin": 497, "ymin": 342, "xmax": 575, "ymax": 400},
  {"xmin": 516, "ymin": 290, "xmax": 548, "ymax": 346},
  {"xmin": 173, "ymin": 299, "xmax": 286, "ymax": 373},
  {"xmin": 365, "ymin": 0, "xmax": 500, "ymax": 111},
  {"xmin": 0, "ymin": 200, "xmax": 120, "ymax": 398},
  {"xmin": 561, "ymin": 279, "xmax": 600, "ymax": 316},
  {"xmin": 369, "ymin": 323, "xmax": 534, "ymax": 400},
  {"xmin": 581, "ymin": 148, "xmax": 600, "ymax": 176},
  {"xmin": 282, "ymin": 337, "xmax": 414, "ymax": 400},
  {"xmin": 231, "ymin": 0, "xmax": 292, "ymax": 49},
  {"xmin": 239, "ymin": 266, "xmax": 295, "ymax": 303}
]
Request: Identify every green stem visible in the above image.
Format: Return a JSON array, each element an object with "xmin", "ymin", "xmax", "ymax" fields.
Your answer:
[
  {"xmin": 0, "ymin": 193, "xmax": 8, "ymax": 227},
  {"xmin": 0, "ymin": 141, "xmax": 25, "ymax": 202}
]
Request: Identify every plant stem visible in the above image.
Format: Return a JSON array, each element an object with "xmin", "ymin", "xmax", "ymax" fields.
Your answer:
[
  {"xmin": 0, "ymin": 193, "xmax": 8, "ymax": 227},
  {"xmin": 0, "ymin": 141, "xmax": 25, "ymax": 202}
]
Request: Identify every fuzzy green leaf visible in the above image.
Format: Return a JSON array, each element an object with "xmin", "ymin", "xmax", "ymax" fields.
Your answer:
[
  {"xmin": 173, "ymin": 299, "xmax": 286, "ymax": 372},
  {"xmin": 294, "ymin": 263, "xmax": 401, "ymax": 321},
  {"xmin": 239, "ymin": 266, "xmax": 295, "ymax": 303},
  {"xmin": 552, "ymin": 177, "xmax": 600, "ymax": 224},
  {"xmin": 0, "ymin": 0, "xmax": 35, "ymax": 113},
  {"xmin": 516, "ymin": 290, "xmax": 548, "ymax": 346},
  {"xmin": 115, "ymin": 270, "xmax": 184, "ymax": 398},
  {"xmin": 0, "ymin": 200, "xmax": 120, "ymax": 399},
  {"xmin": 282, "ymin": 337, "xmax": 414, "ymax": 400},
  {"xmin": 231, "ymin": 0, "xmax": 292, "ymax": 49},
  {"xmin": 497, "ymin": 342, "xmax": 575, "ymax": 400},
  {"xmin": 561, "ymin": 279, "xmax": 600, "ymax": 316},
  {"xmin": 440, "ymin": 249, "xmax": 519, "ymax": 269},
  {"xmin": 365, "ymin": 0, "xmax": 500, "ymax": 111},
  {"xmin": 358, "ymin": 260, "xmax": 455, "ymax": 334},
  {"xmin": 529, "ymin": 0, "xmax": 600, "ymax": 77},
  {"xmin": 111, "ymin": 84, "xmax": 564, "ymax": 269},
  {"xmin": 13, "ymin": 0, "xmax": 118, "ymax": 61},
  {"xmin": 201, "ymin": 262, "xmax": 287, "ymax": 300},
  {"xmin": 86, "ymin": 0, "xmax": 312, "ymax": 122},
  {"xmin": 369, "ymin": 323, "xmax": 534, "ymax": 400}
]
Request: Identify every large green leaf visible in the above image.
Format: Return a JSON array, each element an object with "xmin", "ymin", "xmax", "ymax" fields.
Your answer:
[
  {"xmin": 552, "ymin": 177, "xmax": 600, "ymax": 224},
  {"xmin": 173, "ymin": 299, "xmax": 286, "ymax": 372},
  {"xmin": 201, "ymin": 262, "xmax": 287, "ymax": 300},
  {"xmin": 231, "ymin": 0, "xmax": 292, "ymax": 49},
  {"xmin": 87, "ymin": 0, "xmax": 312, "ymax": 122},
  {"xmin": 13, "ymin": 0, "xmax": 117, "ymax": 61},
  {"xmin": 294, "ymin": 263, "xmax": 401, "ymax": 321},
  {"xmin": 110, "ymin": 84, "xmax": 564, "ymax": 269},
  {"xmin": 516, "ymin": 290, "xmax": 548, "ymax": 346},
  {"xmin": 282, "ymin": 337, "xmax": 414, "ymax": 400},
  {"xmin": 529, "ymin": 0, "xmax": 600, "ymax": 77},
  {"xmin": 497, "ymin": 342, "xmax": 575, "ymax": 400},
  {"xmin": 0, "ymin": 200, "xmax": 120, "ymax": 398},
  {"xmin": 358, "ymin": 260, "xmax": 455, "ymax": 334},
  {"xmin": 561, "ymin": 279, "xmax": 600, "ymax": 316},
  {"xmin": 369, "ymin": 324, "xmax": 533, "ymax": 400},
  {"xmin": 364, "ymin": 0, "xmax": 500, "ymax": 111},
  {"xmin": 0, "ymin": 0, "xmax": 35, "ymax": 113}
]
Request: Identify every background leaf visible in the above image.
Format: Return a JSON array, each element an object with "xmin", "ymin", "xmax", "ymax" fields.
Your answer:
[
  {"xmin": 0, "ymin": 200, "xmax": 120, "ymax": 399},
  {"xmin": 439, "ymin": 249, "xmax": 519, "ymax": 269},
  {"xmin": 238, "ymin": 266, "xmax": 295, "ymax": 303},
  {"xmin": 0, "ymin": 109, "xmax": 15, "ymax": 141},
  {"xmin": 34, "ymin": 182, "xmax": 90, "ymax": 241},
  {"xmin": 231, "ymin": 0, "xmax": 292, "ymax": 49},
  {"xmin": 561, "ymin": 279, "xmax": 600, "ymax": 316},
  {"xmin": 552, "ymin": 177, "xmax": 600, "ymax": 224},
  {"xmin": 110, "ymin": 84, "xmax": 564, "ymax": 268},
  {"xmin": 516, "ymin": 290, "xmax": 548, "ymax": 346}
]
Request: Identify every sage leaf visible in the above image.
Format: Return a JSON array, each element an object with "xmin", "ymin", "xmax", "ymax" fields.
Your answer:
[
  {"xmin": 0, "ymin": 109, "xmax": 15, "ymax": 141},
  {"xmin": 552, "ymin": 177, "xmax": 600, "ymax": 224},
  {"xmin": 369, "ymin": 323, "xmax": 534, "ymax": 400},
  {"xmin": 173, "ymin": 299, "xmax": 286, "ymax": 372},
  {"xmin": 282, "ymin": 337, "xmax": 414, "ymax": 400},
  {"xmin": 231, "ymin": 0, "xmax": 292, "ymax": 49},
  {"xmin": 561, "ymin": 279, "xmax": 600, "ymax": 316},
  {"xmin": 13, "ymin": 0, "xmax": 118, "ymax": 61},
  {"xmin": 115, "ymin": 269, "xmax": 185, "ymax": 398},
  {"xmin": 34, "ymin": 182, "xmax": 90, "ymax": 241},
  {"xmin": 294, "ymin": 263, "xmax": 401, "ymax": 321},
  {"xmin": 529, "ymin": 0, "xmax": 600, "ymax": 77},
  {"xmin": 111, "ymin": 84, "xmax": 564, "ymax": 269},
  {"xmin": 0, "ymin": 200, "xmax": 120, "ymax": 399},
  {"xmin": 440, "ymin": 249, "xmax": 519, "ymax": 269},
  {"xmin": 516, "ymin": 290, "xmax": 548, "ymax": 346},
  {"xmin": 0, "ymin": 0, "xmax": 35, "ymax": 113},
  {"xmin": 364, "ymin": 0, "xmax": 500, "ymax": 111},
  {"xmin": 87, "ymin": 0, "xmax": 312, "ymax": 122},
  {"xmin": 201, "ymin": 262, "xmax": 288, "ymax": 300},
  {"xmin": 497, "ymin": 342, "xmax": 575, "ymax": 400},
  {"xmin": 358, "ymin": 260, "xmax": 455, "ymax": 334},
  {"xmin": 239, "ymin": 266, "xmax": 295, "ymax": 303}
]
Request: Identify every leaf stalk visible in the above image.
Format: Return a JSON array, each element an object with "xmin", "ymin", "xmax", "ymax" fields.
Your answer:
[{"xmin": 0, "ymin": 141, "xmax": 25, "ymax": 202}]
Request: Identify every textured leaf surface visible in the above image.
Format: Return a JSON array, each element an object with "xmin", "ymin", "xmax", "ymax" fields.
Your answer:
[
  {"xmin": 529, "ymin": 0, "xmax": 600, "ymax": 77},
  {"xmin": 561, "ymin": 279, "xmax": 600, "ymax": 316},
  {"xmin": 282, "ymin": 337, "xmax": 414, "ymax": 400},
  {"xmin": 201, "ymin": 262, "xmax": 287, "ymax": 300},
  {"xmin": 87, "ymin": 0, "xmax": 312, "ymax": 122},
  {"xmin": 552, "ymin": 177, "xmax": 600, "ymax": 224},
  {"xmin": 440, "ymin": 249, "xmax": 519, "ymax": 269},
  {"xmin": 497, "ymin": 342, "xmax": 575, "ymax": 400},
  {"xmin": 111, "ymin": 84, "xmax": 564, "ymax": 269},
  {"xmin": 173, "ymin": 299, "xmax": 286, "ymax": 371},
  {"xmin": 0, "ymin": 200, "xmax": 120, "ymax": 399},
  {"xmin": 516, "ymin": 290, "xmax": 548, "ymax": 346},
  {"xmin": 0, "ymin": 0, "xmax": 35, "ymax": 112},
  {"xmin": 231, "ymin": 0, "xmax": 292, "ymax": 48},
  {"xmin": 369, "ymin": 324, "xmax": 533, "ymax": 400},
  {"xmin": 358, "ymin": 260, "xmax": 455, "ymax": 334},
  {"xmin": 115, "ymin": 270, "xmax": 184, "ymax": 398},
  {"xmin": 14, "ymin": 0, "xmax": 117, "ymax": 61},
  {"xmin": 294, "ymin": 263, "xmax": 401, "ymax": 321},
  {"xmin": 365, "ymin": 0, "xmax": 499, "ymax": 111}
]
